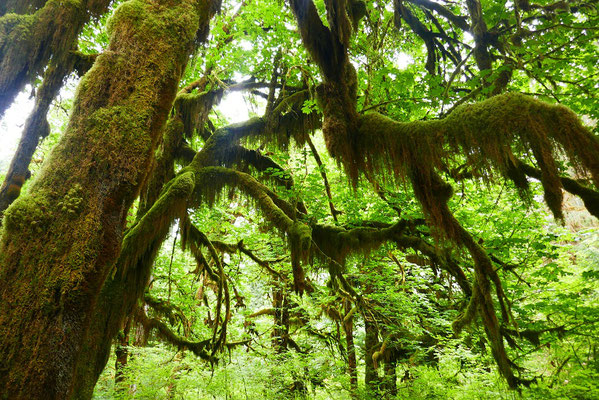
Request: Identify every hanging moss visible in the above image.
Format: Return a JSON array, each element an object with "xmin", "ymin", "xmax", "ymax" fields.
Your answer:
[
  {"xmin": 119, "ymin": 172, "xmax": 195, "ymax": 277},
  {"xmin": 311, "ymin": 222, "xmax": 406, "ymax": 265},
  {"xmin": 192, "ymin": 166, "xmax": 313, "ymax": 295},
  {"xmin": 289, "ymin": 221, "xmax": 311, "ymax": 294},
  {"xmin": 130, "ymin": 162, "xmax": 312, "ymax": 296},
  {"xmin": 316, "ymin": 67, "xmax": 361, "ymax": 182},
  {"xmin": 137, "ymin": 117, "xmax": 185, "ymax": 217},
  {"xmin": 356, "ymin": 93, "xmax": 599, "ymax": 223},
  {"xmin": 135, "ymin": 310, "xmax": 213, "ymax": 360},
  {"xmin": 175, "ymin": 88, "xmax": 223, "ymax": 139},
  {"xmin": 191, "ymin": 166, "xmax": 296, "ymax": 227},
  {"xmin": 289, "ymin": 0, "xmax": 575, "ymax": 387},
  {"xmin": 416, "ymin": 178, "xmax": 520, "ymax": 388}
]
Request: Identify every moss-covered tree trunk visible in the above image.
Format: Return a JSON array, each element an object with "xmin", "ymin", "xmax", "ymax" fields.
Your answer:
[
  {"xmin": 0, "ymin": 0, "xmax": 215, "ymax": 398},
  {"xmin": 343, "ymin": 300, "xmax": 358, "ymax": 397},
  {"xmin": 364, "ymin": 316, "xmax": 381, "ymax": 395},
  {"xmin": 382, "ymin": 356, "xmax": 397, "ymax": 398}
]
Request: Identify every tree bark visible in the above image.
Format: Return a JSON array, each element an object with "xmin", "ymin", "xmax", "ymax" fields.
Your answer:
[
  {"xmin": 272, "ymin": 288, "xmax": 290, "ymax": 352},
  {"xmin": 0, "ymin": 1, "xmax": 214, "ymax": 398},
  {"xmin": 364, "ymin": 316, "xmax": 380, "ymax": 395},
  {"xmin": 343, "ymin": 300, "xmax": 358, "ymax": 398},
  {"xmin": 114, "ymin": 319, "xmax": 131, "ymax": 391}
]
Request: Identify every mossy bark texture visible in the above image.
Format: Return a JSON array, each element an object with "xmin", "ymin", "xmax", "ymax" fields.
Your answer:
[{"xmin": 0, "ymin": 0, "xmax": 213, "ymax": 398}]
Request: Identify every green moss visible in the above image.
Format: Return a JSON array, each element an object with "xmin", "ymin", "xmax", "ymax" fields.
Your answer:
[
  {"xmin": 3, "ymin": 191, "xmax": 53, "ymax": 234},
  {"xmin": 57, "ymin": 184, "xmax": 84, "ymax": 217},
  {"xmin": 107, "ymin": 0, "xmax": 199, "ymax": 45},
  {"xmin": 0, "ymin": 0, "xmax": 220, "ymax": 395},
  {"xmin": 0, "ymin": 13, "xmax": 34, "ymax": 40},
  {"xmin": 312, "ymin": 222, "xmax": 405, "ymax": 264},
  {"xmin": 356, "ymin": 93, "xmax": 599, "ymax": 224},
  {"xmin": 174, "ymin": 90, "xmax": 221, "ymax": 139},
  {"xmin": 288, "ymin": 221, "xmax": 311, "ymax": 294},
  {"xmin": 118, "ymin": 170, "xmax": 196, "ymax": 276},
  {"xmin": 289, "ymin": 221, "xmax": 312, "ymax": 257}
]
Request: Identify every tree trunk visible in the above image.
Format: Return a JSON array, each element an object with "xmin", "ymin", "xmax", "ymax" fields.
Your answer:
[
  {"xmin": 272, "ymin": 288, "xmax": 290, "ymax": 352},
  {"xmin": 343, "ymin": 301, "xmax": 358, "ymax": 397},
  {"xmin": 364, "ymin": 316, "xmax": 380, "ymax": 395},
  {"xmin": 0, "ymin": 1, "xmax": 214, "ymax": 398},
  {"xmin": 382, "ymin": 356, "xmax": 397, "ymax": 398},
  {"xmin": 114, "ymin": 319, "xmax": 131, "ymax": 391}
]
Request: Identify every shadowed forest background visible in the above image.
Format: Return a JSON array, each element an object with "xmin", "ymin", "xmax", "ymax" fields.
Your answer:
[{"xmin": 0, "ymin": 0, "xmax": 598, "ymax": 398}]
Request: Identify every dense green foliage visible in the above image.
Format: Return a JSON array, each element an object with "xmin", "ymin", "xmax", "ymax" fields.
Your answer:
[
  {"xmin": 91, "ymin": 147, "xmax": 599, "ymax": 399},
  {"xmin": 0, "ymin": 0, "xmax": 598, "ymax": 398}
]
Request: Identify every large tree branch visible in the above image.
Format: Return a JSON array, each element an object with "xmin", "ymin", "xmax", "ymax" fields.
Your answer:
[
  {"xmin": 465, "ymin": 0, "xmax": 493, "ymax": 71},
  {"xmin": 288, "ymin": 0, "xmax": 345, "ymax": 81},
  {"xmin": 406, "ymin": 0, "xmax": 469, "ymax": 31},
  {"xmin": 354, "ymin": 93, "xmax": 599, "ymax": 221},
  {"xmin": 134, "ymin": 308, "xmax": 213, "ymax": 360},
  {"xmin": 517, "ymin": 161, "xmax": 599, "ymax": 219},
  {"xmin": 0, "ymin": 0, "xmax": 111, "ymax": 117},
  {"xmin": 394, "ymin": 1, "xmax": 437, "ymax": 74}
]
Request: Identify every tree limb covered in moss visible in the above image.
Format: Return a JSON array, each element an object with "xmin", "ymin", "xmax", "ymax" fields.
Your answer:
[
  {"xmin": 0, "ymin": 56, "xmax": 73, "ymax": 216},
  {"xmin": 406, "ymin": 0, "xmax": 469, "ymax": 31},
  {"xmin": 289, "ymin": 0, "xmax": 346, "ymax": 82},
  {"xmin": 501, "ymin": 324, "xmax": 566, "ymax": 348},
  {"xmin": 356, "ymin": 93, "xmax": 599, "ymax": 222},
  {"xmin": 134, "ymin": 308, "xmax": 213, "ymax": 360},
  {"xmin": 0, "ymin": 0, "xmax": 48, "ymax": 17},
  {"xmin": 517, "ymin": 161, "xmax": 599, "ymax": 219},
  {"xmin": 192, "ymin": 166, "xmax": 297, "ymax": 224},
  {"xmin": 190, "ymin": 166, "xmax": 311, "ymax": 293},
  {"xmin": 144, "ymin": 293, "xmax": 188, "ymax": 327},
  {"xmin": 119, "ymin": 172, "xmax": 196, "ymax": 277},
  {"xmin": 210, "ymin": 239, "xmax": 287, "ymax": 281},
  {"xmin": 175, "ymin": 78, "xmax": 273, "ymax": 140},
  {"xmin": 311, "ymin": 218, "xmax": 472, "ymax": 296},
  {"xmin": 312, "ymin": 220, "xmax": 408, "ymax": 264},
  {"xmin": 393, "ymin": 234, "xmax": 472, "ymax": 297},
  {"xmin": 415, "ymin": 171, "xmax": 518, "ymax": 387},
  {"xmin": 0, "ymin": 0, "xmax": 111, "ymax": 116}
]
